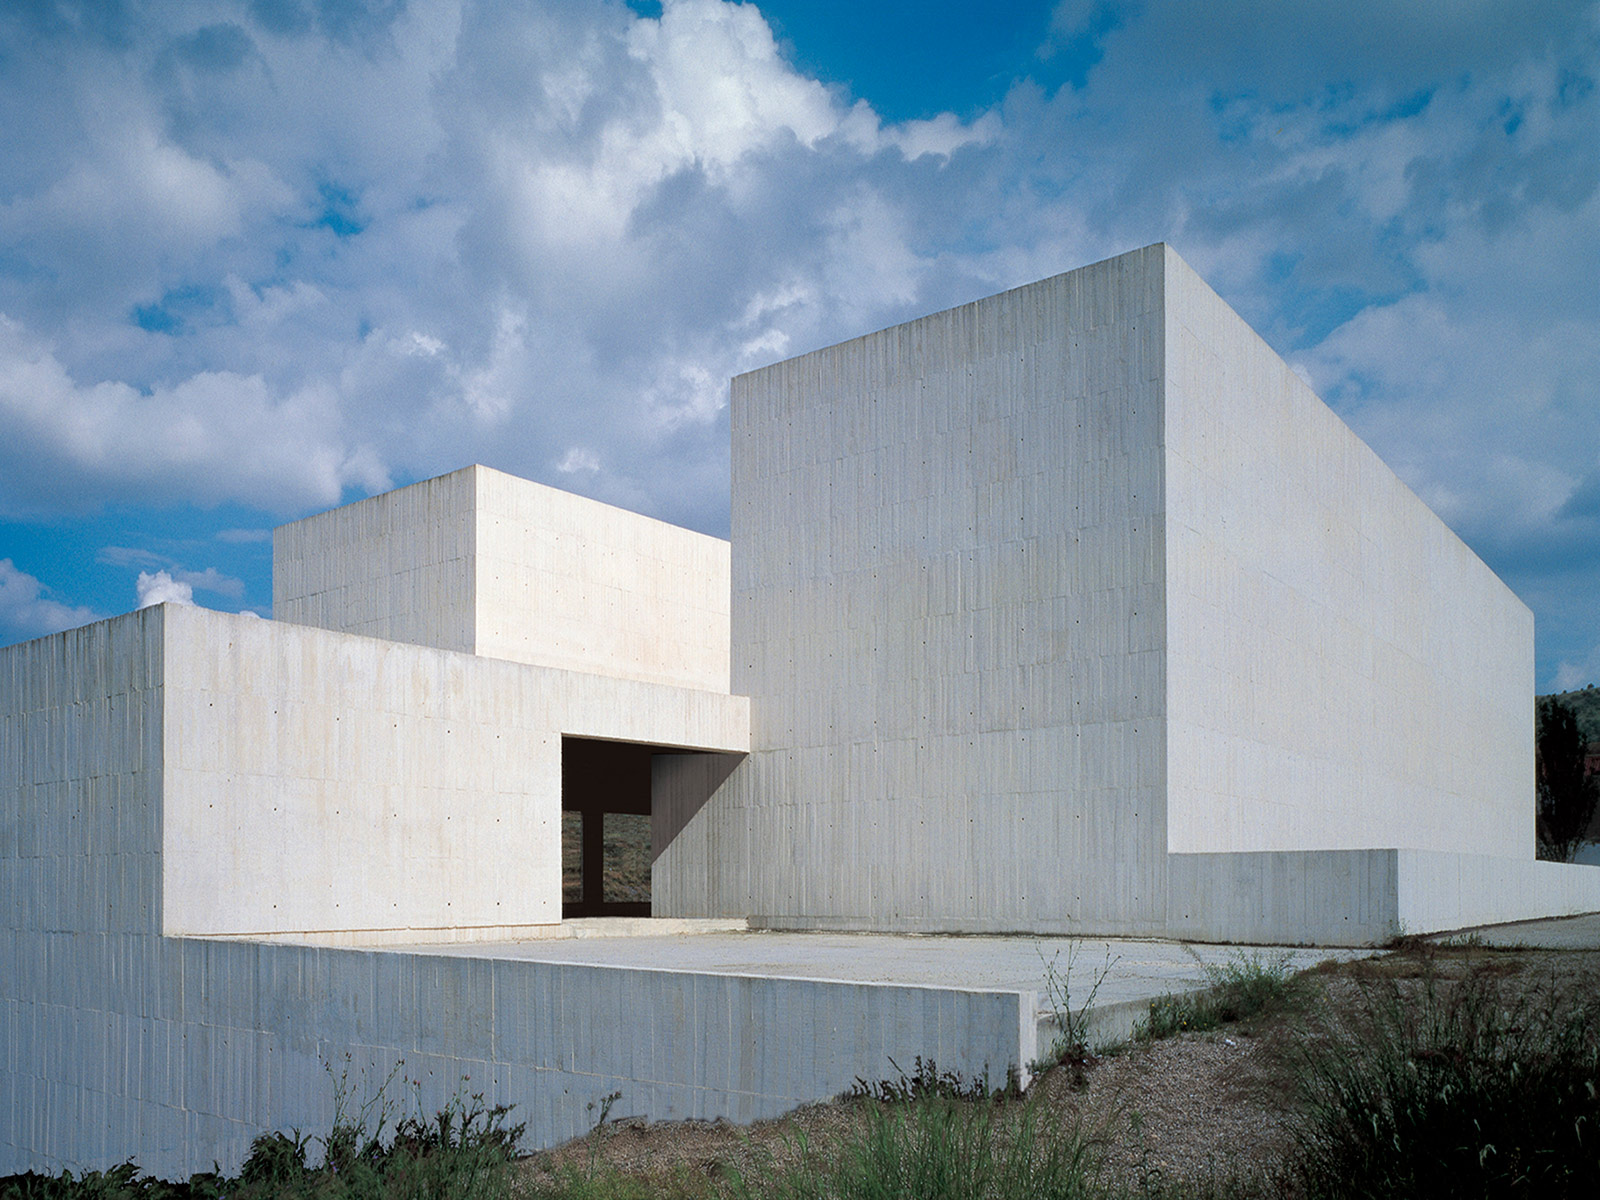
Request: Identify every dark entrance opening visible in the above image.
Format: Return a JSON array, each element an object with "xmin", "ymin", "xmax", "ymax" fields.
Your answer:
[
  {"xmin": 561, "ymin": 736, "xmax": 747, "ymax": 919},
  {"xmin": 561, "ymin": 737, "xmax": 655, "ymax": 917}
]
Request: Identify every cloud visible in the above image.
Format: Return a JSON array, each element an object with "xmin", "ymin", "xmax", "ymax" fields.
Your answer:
[
  {"xmin": 136, "ymin": 570, "xmax": 194, "ymax": 609},
  {"xmin": 0, "ymin": 559, "xmax": 99, "ymax": 640},
  {"xmin": 1554, "ymin": 650, "xmax": 1600, "ymax": 693},
  {"xmin": 100, "ymin": 547, "xmax": 247, "ymax": 599},
  {"xmin": 0, "ymin": 0, "xmax": 1594, "ymax": 681},
  {"xmin": 556, "ymin": 447, "xmax": 601, "ymax": 475},
  {"xmin": 0, "ymin": 0, "xmax": 1002, "ymax": 535},
  {"xmin": 0, "ymin": 314, "xmax": 390, "ymax": 516}
]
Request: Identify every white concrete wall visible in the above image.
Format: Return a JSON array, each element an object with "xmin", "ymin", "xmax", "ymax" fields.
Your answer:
[
  {"xmin": 275, "ymin": 465, "xmax": 732, "ymax": 692},
  {"xmin": 1394, "ymin": 850, "xmax": 1600, "ymax": 933},
  {"xmin": 5, "ymin": 610, "xmax": 1023, "ymax": 1180},
  {"xmin": 159, "ymin": 604, "xmax": 748, "ymax": 939},
  {"xmin": 1162, "ymin": 248, "xmax": 1535, "ymax": 857},
  {"xmin": 274, "ymin": 467, "xmax": 477, "ymax": 655},
  {"xmin": 659, "ymin": 245, "xmax": 1171, "ymax": 932},
  {"xmin": 473, "ymin": 466, "xmax": 731, "ymax": 691}
]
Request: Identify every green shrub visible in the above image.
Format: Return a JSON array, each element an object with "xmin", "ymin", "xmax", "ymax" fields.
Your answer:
[
  {"xmin": 1140, "ymin": 951, "xmax": 1299, "ymax": 1040},
  {"xmin": 0, "ymin": 1081, "xmax": 524, "ymax": 1200},
  {"xmin": 1291, "ymin": 963, "xmax": 1600, "ymax": 1198}
]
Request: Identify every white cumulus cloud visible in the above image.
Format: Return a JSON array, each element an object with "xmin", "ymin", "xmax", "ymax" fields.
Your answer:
[{"xmin": 136, "ymin": 570, "xmax": 194, "ymax": 609}]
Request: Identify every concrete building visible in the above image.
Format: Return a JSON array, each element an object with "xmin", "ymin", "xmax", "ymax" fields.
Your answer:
[
  {"xmin": 3, "ymin": 244, "xmax": 1597, "ymax": 1176},
  {"xmin": 658, "ymin": 242, "xmax": 1594, "ymax": 943}
]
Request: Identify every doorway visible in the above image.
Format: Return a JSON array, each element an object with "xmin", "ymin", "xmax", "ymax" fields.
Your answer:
[
  {"xmin": 560, "ymin": 736, "xmax": 746, "ymax": 919},
  {"xmin": 561, "ymin": 737, "xmax": 655, "ymax": 917}
]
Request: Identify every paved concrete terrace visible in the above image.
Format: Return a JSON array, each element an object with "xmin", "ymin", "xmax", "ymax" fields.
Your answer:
[
  {"xmin": 1447, "ymin": 910, "xmax": 1600, "ymax": 950},
  {"xmin": 376, "ymin": 924, "xmax": 1371, "ymax": 1049}
]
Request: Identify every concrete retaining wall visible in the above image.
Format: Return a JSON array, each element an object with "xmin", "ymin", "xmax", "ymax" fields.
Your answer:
[
  {"xmin": 1169, "ymin": 849, "xmax": 1600, "ymax": 945},
  {"xmin": 1, "ymin": 926, "xmax": 1034, "ymax": 1179}
]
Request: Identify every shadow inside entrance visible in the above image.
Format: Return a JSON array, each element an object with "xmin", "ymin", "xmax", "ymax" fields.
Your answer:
[{"xmin": 560, "ymin": 737, "xmax": 742, "ymax": 918}]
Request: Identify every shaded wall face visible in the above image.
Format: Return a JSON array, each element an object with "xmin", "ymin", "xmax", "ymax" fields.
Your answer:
[
  {"xmin": 660, "ymin": 247, "xmax": 1170, "ymax": 931},
  {"xmin": 273, "ymin": 467, "xmax": 478, "ymax": 655},
  {"xmin": 0, "ymin": 609, "xmax": 172, "ymax": 1173},
  {"xmin": 1162, "ymin": 253, "xmax": 1534, "ymax": 857},
  {"xmin": 0, "ymin": 608, "xmax": 165, "ymax": 938}
]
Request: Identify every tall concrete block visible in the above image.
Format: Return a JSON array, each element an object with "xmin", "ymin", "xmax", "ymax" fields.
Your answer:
[
  {"xmin": 660, "ymin": 246, "xmax": 1171, "ymax": 933},
  {"xmin": 274, "ymin": 464, "xmax": 732, "ymax": 692},
  {"xmin": 657, "ymin": 241, "xmax": 1593, "ymax": 937}
]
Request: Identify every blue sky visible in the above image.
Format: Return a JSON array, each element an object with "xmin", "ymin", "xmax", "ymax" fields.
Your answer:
[{"xmin": 1, "ymin": 0, "xmax": 1597, "ymax": 689}]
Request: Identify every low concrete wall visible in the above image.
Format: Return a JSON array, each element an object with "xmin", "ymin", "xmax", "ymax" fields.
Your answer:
[
  {"xmin": 0, "ymin": 931, "xmax": 1034, "ymax": 1179},
  {"xmin": 1394, "ymin": 850, "xmax": 1600, "ymax": 935},
  {"xmin": 1168, "ymin": 849, "xmax": 1600, "ymax": 945},
  {"xmin": 1167, "ymin": 850, "xmax": 1402, "ymax": 945}
]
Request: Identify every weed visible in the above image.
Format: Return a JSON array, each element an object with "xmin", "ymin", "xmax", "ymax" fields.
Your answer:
[
  {"xmin": 1036, "ymin": 942, "xmax": 1121, "ymax": 1068},
  {"xmin": 1290, "ymin": 961, "xmax": 1600, "ymax": 1198},
  {"xmin": 582, "ymin": 1090, "xmax": 624, "ymax": 1178},
  {"xmin": 850, "ymin": 1056, "xmax": 1019, "ymax": 1105}
]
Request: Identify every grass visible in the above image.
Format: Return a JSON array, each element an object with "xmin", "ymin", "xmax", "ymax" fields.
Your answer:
[
  {"xmin": 1139, "ymin": 950, "xmax": 1301, "ymax": 1040},
  {"xmin": 724, "ymin": 1096, "xmax": 1098, "ymax": 1200},
  {"xmin": 1289, "ymin": 955, "xmax": 1600, "ymax": 1198}
]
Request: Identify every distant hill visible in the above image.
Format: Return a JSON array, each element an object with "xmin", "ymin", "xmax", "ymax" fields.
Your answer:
[{"xmin": 1538, "ymin": 685, "xmax": 1600, "ymax": 745}]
